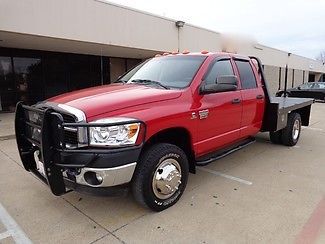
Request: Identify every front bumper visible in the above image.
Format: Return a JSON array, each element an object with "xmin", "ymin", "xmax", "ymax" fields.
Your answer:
[
  {"xmin": 74, "ymin": 162, "xmax": 137, "ymax": 187},
  {"xmin": 15, "ymin": 102, "xmax": 144, "ymax": 196}
]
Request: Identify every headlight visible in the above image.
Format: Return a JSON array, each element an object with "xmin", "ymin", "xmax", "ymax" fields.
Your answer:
[{"xmin": 89, "ymin": 118, "xmax": 141, "ymax": 147}]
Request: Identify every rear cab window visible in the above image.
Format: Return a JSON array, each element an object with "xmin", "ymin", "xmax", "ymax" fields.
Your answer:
[{"xmin": 234, "ymin": 60, "xmax": 257, "ymax": 89}]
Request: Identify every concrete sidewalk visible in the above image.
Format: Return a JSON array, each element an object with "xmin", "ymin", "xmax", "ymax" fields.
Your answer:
[{"xmin": 0, "ymin": 113, "xmax": 15, "ymax": 139}]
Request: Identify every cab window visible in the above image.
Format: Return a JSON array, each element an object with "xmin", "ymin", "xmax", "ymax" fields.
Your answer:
[
  {"xmin": 235, "ymin": 60, "xmax": 257, "ymax": 89},
  {"xmin": 204, "ymin": 60, "xmax": 234, "ymax": 84}
]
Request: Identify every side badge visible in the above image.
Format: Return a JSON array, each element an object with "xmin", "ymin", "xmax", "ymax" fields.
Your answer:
[
  {"xmin": 191, "ymin": 112, "xmax": 197, "ymax": 120},
  {"xmin": 199, "ymin": 109, "xmax": 209, "ymax": 119}
]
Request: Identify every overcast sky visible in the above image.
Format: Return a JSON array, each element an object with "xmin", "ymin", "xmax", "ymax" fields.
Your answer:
[{"xmin": 108, "ymin": 0, "xmax": 325, "ymax": 60}]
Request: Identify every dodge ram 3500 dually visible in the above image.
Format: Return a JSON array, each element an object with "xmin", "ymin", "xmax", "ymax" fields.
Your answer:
[{"xmin": 15, "ymin": 52, "xmax": 313, "ymax": 211}]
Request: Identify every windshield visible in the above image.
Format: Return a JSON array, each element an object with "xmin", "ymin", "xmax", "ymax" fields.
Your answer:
[{"xmin": 118, "ymin": 56, "xmax": 206, "ymax": 88}]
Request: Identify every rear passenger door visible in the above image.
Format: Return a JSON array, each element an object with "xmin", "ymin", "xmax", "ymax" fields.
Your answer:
[{"xmin": 234, "ymin": 59, "xmax": 265, "ymax": 138}]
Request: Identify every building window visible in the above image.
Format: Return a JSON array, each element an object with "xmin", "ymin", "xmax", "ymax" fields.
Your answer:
[
  {"xmin": 68, "ymin": 54, "xmax": 102, "ymax": 91},
  {"xmin": 13, "ymin": 57, "xmax": 42, "ymax": 105},
  {"xmin": 0, "ymin": 47, "xmax": 143, "ymax": 111},
  {"xmin": 0, "ymin": 56, "xmax": 14, "ymax": 111}
]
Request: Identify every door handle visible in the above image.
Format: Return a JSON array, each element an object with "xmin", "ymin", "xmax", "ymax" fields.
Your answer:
[
  {"xmin": 256, "ymin": 94, "xmax": 264, "ymax": 99},
  {"xmin": 232, "ymin": 98, "xmax": 241, "ymax": 104}
]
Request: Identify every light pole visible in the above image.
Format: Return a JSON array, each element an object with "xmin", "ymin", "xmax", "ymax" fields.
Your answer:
[{"xmin": 175, "ymin": 21, "xmax": 185, "ymax": 52}]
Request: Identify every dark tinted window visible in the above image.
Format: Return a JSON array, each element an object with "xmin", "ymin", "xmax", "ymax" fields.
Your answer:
[
  {"xmin": 0, "ymin": 56, "xmax": 15, "ymax": 111},
  {"xmin": 235, "ymin": 60, "xmax": 257, "ymax": 89},
  {"xmin": 13, "ymin": 57, "xmax": 43, "ymax": 105},
  {"xmin": 205, "ymin": 60, "xmax": 234, "ymax": 84}
]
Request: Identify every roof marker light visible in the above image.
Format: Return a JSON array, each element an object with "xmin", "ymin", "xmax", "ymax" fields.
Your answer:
[
  {"xmin": 182, "ymin": 50, "xmax": 190, "ymax": 54},
  {"xmin": 172, "ymin": 51, "xmax": 179, "ymax": 55},
  {"xmin": 155, "ymin": 54, "xmax": 162, "ymax": 57},
  {"xmin": 201, "ymin": 50, "xmax": 209, "ymax": 54},
  {"xmin": 163, "ymin": 52, "xmax": 169, "ymax": 56}
]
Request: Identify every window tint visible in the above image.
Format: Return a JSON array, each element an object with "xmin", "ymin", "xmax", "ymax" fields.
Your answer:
[
  {"xmin": 235, "ymin": 60, "xmax": 257, "ymax": 89},
  {"xmin": 205, "ymin": 60, "xmax": 234, "ymax": 84}
]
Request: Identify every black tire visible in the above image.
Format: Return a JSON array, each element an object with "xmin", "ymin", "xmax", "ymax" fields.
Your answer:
[
  {"xmin": 132, "ymin": 143, "xmax": 189, "ymax": 212},
  {"xmin": 281, "ymin": 112, "xmax": 301, "ymax": 146},
  {"xmin": 269, "ymin": 130, "xmax": 283, "ymax": 144}
]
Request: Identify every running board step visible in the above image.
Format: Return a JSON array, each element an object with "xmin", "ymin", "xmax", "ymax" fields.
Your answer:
[{"xmin": 195, "ymin": 137, "xmax": 256, "ymax": 166}]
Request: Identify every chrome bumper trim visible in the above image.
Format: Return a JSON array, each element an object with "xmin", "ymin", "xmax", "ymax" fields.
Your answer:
[{"xmin": 75, "ymin": 162, "xmax": 137, "ymax": 187}]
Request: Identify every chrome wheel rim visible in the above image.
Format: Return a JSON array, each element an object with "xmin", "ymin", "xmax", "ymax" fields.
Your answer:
[
  {"xmin": 152, "ymin": 158, "xmax": 182, "ymax": 200},
  {"xmin": 292, "ymin": 119, "xmax": 300, "ymax": 140}
]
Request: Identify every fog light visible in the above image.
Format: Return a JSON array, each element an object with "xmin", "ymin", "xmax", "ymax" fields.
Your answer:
[{"xmin": 84, "ymin": 171, "xmax": 103, "ymax": 186}]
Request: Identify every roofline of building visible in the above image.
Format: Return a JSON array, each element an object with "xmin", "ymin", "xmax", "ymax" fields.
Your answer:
[{"xmin": 95, "ymin": 0, "xmax": 221, "ymax": 35}]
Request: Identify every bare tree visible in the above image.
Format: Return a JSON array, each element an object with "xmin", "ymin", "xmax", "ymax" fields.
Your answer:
[{"xmin": 316, "ymin": 51, "xmax": 325, "ymax": 64}]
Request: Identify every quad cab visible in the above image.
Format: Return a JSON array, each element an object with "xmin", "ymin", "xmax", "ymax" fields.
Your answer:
[{"xmin": 15, "ymin": 52, "xmax": 313, "ymax": 211}]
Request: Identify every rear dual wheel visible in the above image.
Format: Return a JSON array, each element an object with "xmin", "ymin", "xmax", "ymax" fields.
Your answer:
[{"xmin": 269, "ymin": 112, "xmax": 301, "ymax": 146}]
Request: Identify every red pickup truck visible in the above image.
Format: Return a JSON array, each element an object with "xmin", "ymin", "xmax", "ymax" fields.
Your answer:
[{"xmin": 15, "ymin": 52, "xmax": 313, "ymax": 211}]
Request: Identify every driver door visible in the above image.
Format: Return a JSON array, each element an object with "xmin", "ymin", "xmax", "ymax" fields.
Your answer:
[{"xmin": 195, "ymin": 58, "xmax": 242, "ymax": 156}]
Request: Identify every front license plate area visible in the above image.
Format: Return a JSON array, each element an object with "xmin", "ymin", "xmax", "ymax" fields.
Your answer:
[{"xmin": 34, "ymin": 150, "xmax": 46, "ymax": 177}]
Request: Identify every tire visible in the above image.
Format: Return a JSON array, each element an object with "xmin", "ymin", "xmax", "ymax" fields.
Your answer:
[
  {"xmin": 281, "ymin": 112, "xmax": 301, "ymax": 146},
  {"xmin": 269, "ymin": 130, "xmax": 283, "ymax": 144},
  {"xmin": 132, "ymin": 143, "xmax": 189, "ymax": 212}
]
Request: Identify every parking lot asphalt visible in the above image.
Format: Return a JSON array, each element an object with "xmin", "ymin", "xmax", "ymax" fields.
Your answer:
[{"xmin": 0, "ymin": 103, "xmax": 324, "ymax": 244}]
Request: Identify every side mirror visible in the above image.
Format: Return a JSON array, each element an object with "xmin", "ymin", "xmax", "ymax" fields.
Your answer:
[{"xmin": 200, "ymin": 75, "xmax": 238, "ymax": 94}]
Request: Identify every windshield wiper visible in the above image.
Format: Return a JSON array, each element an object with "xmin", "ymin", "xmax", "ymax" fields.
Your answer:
[
  {"xmin": 113, "ymin": 80, "xmax": 126, "ymax": 84},
  {"xmin": 130, "ymin": 79, "xmax": 169, "ymax": 89}
]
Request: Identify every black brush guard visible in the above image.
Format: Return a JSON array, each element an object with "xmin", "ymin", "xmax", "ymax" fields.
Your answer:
[{"xmin": 15, "ymin": 102, "xmax": 144, "ymax": 196}]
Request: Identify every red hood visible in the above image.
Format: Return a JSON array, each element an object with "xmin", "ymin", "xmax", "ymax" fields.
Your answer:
[{"xmin": 47, "ymin": 83, "xmax": 182, "ymax": 118}]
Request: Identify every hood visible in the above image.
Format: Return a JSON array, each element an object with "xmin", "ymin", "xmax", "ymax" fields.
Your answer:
[{"xmin": 47, "ymin": 83, "xmax": 182, "ymax": 118}]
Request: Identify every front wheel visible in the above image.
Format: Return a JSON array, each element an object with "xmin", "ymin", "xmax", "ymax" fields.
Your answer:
[
  {"xmin": 132, "ymin": 143, "xmax": 189, "ymax": 211},
  {"xmin": 281, "ymin": 112, "xmax": 301, "ymax": 146}
]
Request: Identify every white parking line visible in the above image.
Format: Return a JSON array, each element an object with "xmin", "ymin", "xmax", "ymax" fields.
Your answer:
[
  {"xmin": 0, "ymin": 230, "xmax": 11, "ymax": 240},
  {"xmin": 0, "ymin": 202, "xmax": 32, "ymax": 244},
  {"xmin": 198, "ymin": 167, "xmax": 253, "ymax": 185},
  {"xmin": 303, "ymin": 127, "xmax": 323, "ymax": 131}
]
